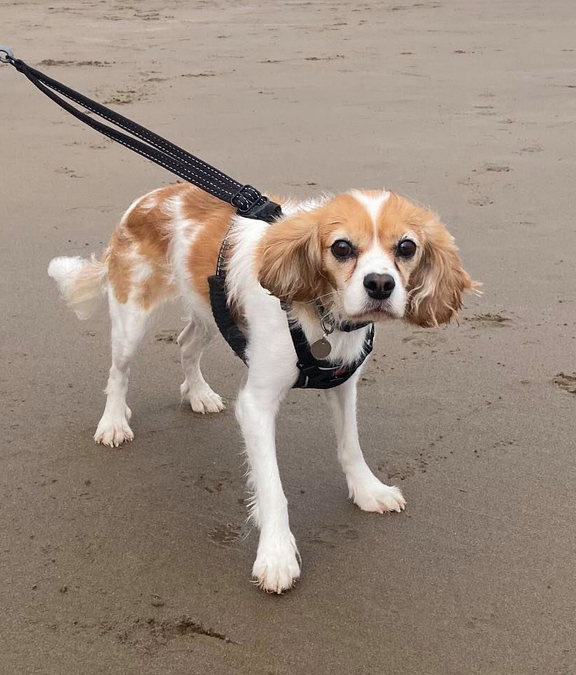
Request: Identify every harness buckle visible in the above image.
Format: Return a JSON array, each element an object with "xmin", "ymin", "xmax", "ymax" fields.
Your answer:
[
  {"xmin": 297, "ymin": 362, "xmax": 318, "ymax": 376},
  {"xmin": 0, "ymin": 46, "xmax": 14, "ymax": 64},
  {"xmin": 232, "ymin": 184, "xmax": 282, "ymax": 223},
  {"xmin": 231, "ymin": 184, "xmax": 261, "ymax": 211}
]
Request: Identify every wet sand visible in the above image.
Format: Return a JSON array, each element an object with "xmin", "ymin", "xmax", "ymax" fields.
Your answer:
[{"xmin": 1, "ymin": 1, "xmax": 576, "ymax": 673}]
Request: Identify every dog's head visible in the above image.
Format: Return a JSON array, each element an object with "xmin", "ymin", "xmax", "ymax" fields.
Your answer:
[{"xmin": 257, "ymin": 190, "xmax": 477, "ymax": 327}]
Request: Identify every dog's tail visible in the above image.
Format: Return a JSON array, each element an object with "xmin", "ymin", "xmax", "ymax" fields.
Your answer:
[{"xmin": 47, "ymin": 253, "xmax": 108, "ymax": 320}]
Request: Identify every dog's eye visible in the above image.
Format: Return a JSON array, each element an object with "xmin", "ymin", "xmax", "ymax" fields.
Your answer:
[
  {"xmin": 397, "ymin": 239, "xmax": 417, "ymax": 259},
  {"xmin": 331, "ymin": 239, "xmax": 354, "ymax": 260}
]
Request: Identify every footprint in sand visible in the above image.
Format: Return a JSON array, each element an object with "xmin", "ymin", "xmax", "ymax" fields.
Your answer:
[
  {"xmin": 554, "ymin": 373, "xmax": 576, "ymax": 395},
  {"xmin": 464, "ymin": 313, "xmax": 511, "ymax": 328},
  {"xmin": 484, "ymin": 163, "xmax": 512, "ymax": 172},
  {"xmin": 37, "ymin": 59, "xmax": 114, "ymax": 67},
  {"xmin": 304, "ymin": 524, "xmax": 359, "ymax": 549},
  {"xmin": 155, "ymin": 330, "xmax": 179, "ymax": 343},
  {"xmin": 208, "ymin": 523, "xmax": 243, "ymax": 547}
]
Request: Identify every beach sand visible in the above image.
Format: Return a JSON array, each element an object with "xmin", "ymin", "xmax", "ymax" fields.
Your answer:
[{"xmin": 1, "ymin": 1, "xmax": 576, "ymax": 673}]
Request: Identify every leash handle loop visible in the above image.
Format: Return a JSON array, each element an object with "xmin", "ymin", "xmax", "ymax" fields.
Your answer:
[{"xmin": 0, "ymin": 46, "xmax": 14, "ymax": 63}]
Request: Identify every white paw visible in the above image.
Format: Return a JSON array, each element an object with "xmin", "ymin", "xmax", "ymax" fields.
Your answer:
[
  {"xmin": 252, "ymin": 537, "xmax": 300, "ymax": 594},
  {"xmin": 347, "ymin": 474, "xmax": 406, "ymax": 514},
  {"xmin": 181, "ymin": 381, "xmax": 225, "ymax": 414},
  {"xmin": 94, "ymin": 414, "xmax": 134, "ymax": 447}
]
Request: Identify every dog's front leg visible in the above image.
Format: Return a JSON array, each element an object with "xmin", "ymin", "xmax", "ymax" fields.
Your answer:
[
  {"xmin": 325, "ymin": 373, "xmax": 406, "ymax": 514},
  {"xmin": 236, "ymin": 383, "xmax": 300, "ymax": 593}
]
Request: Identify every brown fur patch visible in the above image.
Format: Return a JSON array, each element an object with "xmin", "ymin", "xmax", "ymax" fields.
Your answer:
[
  {"xmin": 257, "ymin": 211, "xmax": 326, "ymax": 303},
  {"xmin": 379, "ymin": 194, "xmax": 475, "ymax": 326},
  {"xmin": 183, "ymin": 190, "xmax": 235, "ymax": 304},
  {"xmin": 107, "ymin": 184, "xmax": 183, "ymax": 308},
  {"xmin": 106, "ymin": 184, "xmax": 235, "ymax": 310}
]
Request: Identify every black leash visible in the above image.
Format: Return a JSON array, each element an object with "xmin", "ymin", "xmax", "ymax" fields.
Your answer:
[
  {"xmin": 0, "ymin": 47, "xmax": 282, "ymax": 223},
  {"xmin": 2, "ymin": 47, "xmax": 374, "ymax": 389}
]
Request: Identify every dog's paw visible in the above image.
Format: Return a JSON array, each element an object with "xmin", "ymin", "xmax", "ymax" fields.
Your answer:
[
  {"xmin": 252, "ymin": 537, "xmax": 300, "ymax": 594},
  {"xmin": 347, "ymin": 475, "xmax": 406, "ymax": 514},
  {"xmin": 180, "ymin": 381, "xmax": 225, "ymax": 414},
  {"xmin": 94, "ymin": 413, "xmax": 134, "ymax": 447}
]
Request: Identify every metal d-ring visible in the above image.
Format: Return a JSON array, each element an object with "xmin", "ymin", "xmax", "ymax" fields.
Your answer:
[
  {"xmin": 0, "ymin": 46, "xmax": 14, "ymax": 63},
  {"xmin": 319, "ymin": 314, "xmax": 336, "ymax": 336}
]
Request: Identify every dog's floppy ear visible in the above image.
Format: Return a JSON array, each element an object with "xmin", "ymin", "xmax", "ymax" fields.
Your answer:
[
  {"xmin": 257, "ymin": 212, "xmax": 324, "ymax": 303},
  {"xmin": 405, "ymin": 215, "xmax": 477, "ymax": 327}
]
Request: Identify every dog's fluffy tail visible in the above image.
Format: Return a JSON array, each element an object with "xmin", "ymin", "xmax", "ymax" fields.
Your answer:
[{"xmin": 48, "ymin": 254, "xmax": 108, "ymax": 320}]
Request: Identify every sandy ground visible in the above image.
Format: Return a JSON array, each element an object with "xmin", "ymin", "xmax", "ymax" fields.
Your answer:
[{"xmin": 1, "ymin": 0, "xmax": 576, "ymax": 673}]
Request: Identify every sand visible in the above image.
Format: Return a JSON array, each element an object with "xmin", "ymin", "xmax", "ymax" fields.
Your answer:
[{"xmin": 1, "ymin": 1, "xmax": 576, "ymax": 673}]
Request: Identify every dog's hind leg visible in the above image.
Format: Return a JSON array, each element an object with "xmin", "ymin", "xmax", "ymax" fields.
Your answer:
[
  {"xmin": 178, "ymin": 319, "xmax": 225, "ymax": 413},
  {"xmin": 94, "ymin": 292, "xmax": 156, "ymax": 447}
]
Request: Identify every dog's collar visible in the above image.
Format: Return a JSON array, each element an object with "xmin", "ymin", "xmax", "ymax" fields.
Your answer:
[
  {"xmin": 279, "ymin": 301, "xmax": 370, "ymax": 334},
  {"xmin": 279, "ymin": 300, "xmax": 372, "ymax": 362},
  {"xmin": 314, "ymin": 302, "xmax": 371, "ymax": 333}
]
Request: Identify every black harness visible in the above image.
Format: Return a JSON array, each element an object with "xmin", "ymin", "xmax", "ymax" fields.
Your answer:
[
  {"xmin": 287, "ymin": 317, "xmax": 374, "ymax": 389},
  {"xmin": 208, "ymin": 232, "xmax": 374, "ymax": 389},
  {"xmin": 2, "ymin": 48, "xmax": 374, "ymax": 389}
]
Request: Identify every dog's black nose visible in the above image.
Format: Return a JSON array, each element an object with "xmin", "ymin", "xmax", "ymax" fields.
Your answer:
[{"xmin": 363, "ymin": 273, "xmax": 396, "ymax": 300}]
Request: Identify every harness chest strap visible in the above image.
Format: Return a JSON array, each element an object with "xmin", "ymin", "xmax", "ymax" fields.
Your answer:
[{"xmin": 289, "ymin": 321, "xmax": 375, "ymax": 389}]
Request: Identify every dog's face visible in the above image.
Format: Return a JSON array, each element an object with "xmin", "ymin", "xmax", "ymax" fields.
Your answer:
[{"xmin": 257, "ymin": 190, "xmax": 476, "ymax": 327}]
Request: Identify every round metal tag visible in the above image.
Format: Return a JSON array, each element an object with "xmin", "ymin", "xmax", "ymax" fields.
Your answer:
[{"xmin": 310, "ymin": 337, "xmax": 332, "ymax": 359}]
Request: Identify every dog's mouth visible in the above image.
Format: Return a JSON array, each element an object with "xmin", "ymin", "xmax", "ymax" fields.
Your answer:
[{"xmin": 347, "ymin": 301, "xmax": 401, "ymax": 323}]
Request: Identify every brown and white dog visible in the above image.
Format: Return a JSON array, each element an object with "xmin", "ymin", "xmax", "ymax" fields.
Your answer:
[{"xmin": 48, "ymin": 185, "xmax": 476, "ymax": 592}]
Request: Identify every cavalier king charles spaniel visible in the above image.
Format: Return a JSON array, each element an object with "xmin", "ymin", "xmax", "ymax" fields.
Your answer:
[{"xmin": 48, "ymin": 185, "xmax": 476, "ymax": 593}]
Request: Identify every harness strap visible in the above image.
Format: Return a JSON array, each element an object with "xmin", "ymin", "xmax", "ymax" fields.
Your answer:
[
  {"xmin": 2, "ymin": 52, "xmax": 282, "ymax": 222},
  {"xmin": 289, "ymin": 320, "xmax": 375, "ymax": 389},
  {"xmin": 208, "ymin": 226, "xmax": 249, "ymax": 363},
  {"xmin": 208, "ymin": 273, "xmax": 249, "ymax": 363}
]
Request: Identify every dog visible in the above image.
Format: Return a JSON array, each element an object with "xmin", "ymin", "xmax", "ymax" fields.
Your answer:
[{"xmin": 48, "ymin": 185, "xmax": 476, "ymax": 593}]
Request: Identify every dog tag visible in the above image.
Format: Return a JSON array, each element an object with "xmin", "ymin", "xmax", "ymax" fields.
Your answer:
[{"xmin": 310, "ymin": 337, "xmax": 332, "ymax": 359}]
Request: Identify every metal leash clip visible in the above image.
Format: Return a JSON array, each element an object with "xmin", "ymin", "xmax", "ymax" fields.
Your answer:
[{"xmin": 0, "ymin": 46, "xmax": 14, "ymax": 64}]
